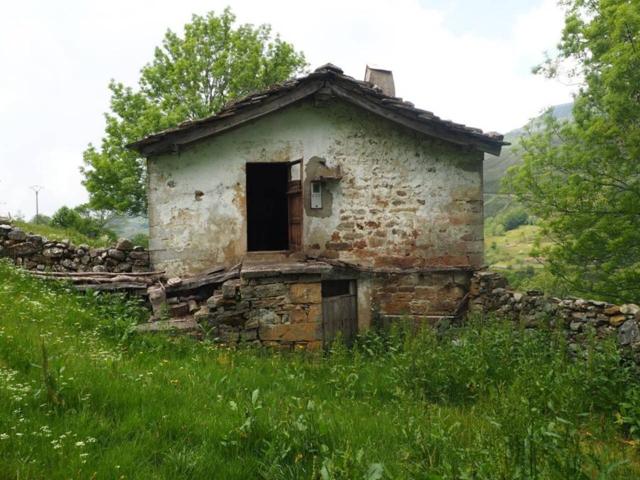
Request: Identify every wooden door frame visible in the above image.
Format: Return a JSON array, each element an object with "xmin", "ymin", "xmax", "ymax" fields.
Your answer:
[{"xmin": 287, "ymin": 158, "xmax": 303, "ymax": 252}]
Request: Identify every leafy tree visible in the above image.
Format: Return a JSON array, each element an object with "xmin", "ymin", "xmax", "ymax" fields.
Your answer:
[
  {"xmin": 81, "ymin": 8, "xmax": 306, "ymax": 215},
  {"xmin": 505, "ymin": 0, "xmax": 640, "ymax": 302},
  {"xmin": 51, "ymin": 206, "xmax": 81, "ymax": 230},
  {"xmin": 51, "ymin": 205, "xmax": 115, "ymax": 240}
]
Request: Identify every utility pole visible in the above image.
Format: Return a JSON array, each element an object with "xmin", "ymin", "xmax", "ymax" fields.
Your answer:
[{"xmin": 30, "ymin": 185, "xmax": 44, "ymax": 223}]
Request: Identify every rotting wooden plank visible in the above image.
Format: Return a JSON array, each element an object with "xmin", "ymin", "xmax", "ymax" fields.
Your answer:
[
  {"xmin": 240, "ymin": 261, "xmax": 332, "ymax": 278},
  {"xmin": 26, "ymin": 270, "xmax": 163, "ymax": 277},
  {"xmin": 305, "ymin": 255, "xmax": 475, "ymax": 274},
  {"xmin": 29, "ymin": 276, "xmax": 155, "ymax": 285},
  {"xmin": 164, "ymin": 270, "xmax": 240, "ymax": 294},
  {"xmin": 73, "ymin": 283, "xmax": 149, "ymax": 293},
  {"xmin": 194, "ymin": 265, "xmax": 225, "ymax": 276},
  {"xmin": 28, "ymin": 272, "xmax": 157, "ymax": 282}
]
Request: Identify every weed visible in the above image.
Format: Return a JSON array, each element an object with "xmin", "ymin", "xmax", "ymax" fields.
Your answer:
[{"xmin": 0, "ymin": 260, "xmax": 638, "ymax": 479}]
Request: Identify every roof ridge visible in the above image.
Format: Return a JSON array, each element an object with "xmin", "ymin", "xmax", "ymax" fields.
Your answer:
[{"xmin": 128, "ymin": 64, "xmax": 506, "ymax": 156}]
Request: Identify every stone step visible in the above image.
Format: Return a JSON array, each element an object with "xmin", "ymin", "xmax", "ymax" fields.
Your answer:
[{"xmin": 136, "ymin": 316, "xmax": 200, "ymax": 335}]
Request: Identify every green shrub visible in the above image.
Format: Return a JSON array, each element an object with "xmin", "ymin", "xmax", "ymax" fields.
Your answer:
[
  {"xmin": 501, "ymin": 206, "xmax": 530, "ymax": 231},
  {"xmin": 617, "ymin": 385, "xmax": 640, "ymax": 439},
  {"xmin": 131, "ymin": 232, "xmax": 149, "ymax": 248},
  {"xmin": 51, "ymin": 205, "xmax": 116, "ymax": 241}
]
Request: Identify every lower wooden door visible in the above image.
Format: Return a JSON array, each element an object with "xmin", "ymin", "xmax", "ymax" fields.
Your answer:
[{"xmin": 322, "ymin": 286, "xmax": 357, "ymax": 347}]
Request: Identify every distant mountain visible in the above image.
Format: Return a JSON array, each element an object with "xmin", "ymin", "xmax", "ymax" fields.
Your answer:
[{"xmin": 484, "ymin": 102, "xmax": 573, "ymax": 195}]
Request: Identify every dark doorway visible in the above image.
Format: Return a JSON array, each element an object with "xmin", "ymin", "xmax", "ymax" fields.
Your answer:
[{"xmin": 246, "ymin": 163, "xmax": 289, "ymax": 251}]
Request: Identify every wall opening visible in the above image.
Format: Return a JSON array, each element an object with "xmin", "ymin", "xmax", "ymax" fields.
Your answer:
[
  {"xmin": 322, "ymin": 280, "xmax": 353, "ymax": 298},
  {"xmin": 246, "ymin": 163, "xmax": 289, "ymax": 251}
]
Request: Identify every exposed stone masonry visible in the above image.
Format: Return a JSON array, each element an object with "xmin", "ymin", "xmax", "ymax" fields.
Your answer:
[
  {"xmin": 370, "ymin": 270, "xmax": 470, "ymax": 324},
  {"xmin": 10, "ymin": 211, "xmax": 637, "ymax": 358},
  {"xmin": 197, "ymin": 275, "xmax": 323, "ymax": 349},
  {"xmin": 305, "ymin": 103, "xmax": 485, "ymax": 271},
  {"xmin": 469, "ymin": 271, "xmax": 640, "ymax": 361},
  {"xmin": 147, "ymin": 100, "xmax": 485, "ymax": 277},
  {"xmin": 0, "ymin": 222, "xmax": 150, "ymax": 273}
]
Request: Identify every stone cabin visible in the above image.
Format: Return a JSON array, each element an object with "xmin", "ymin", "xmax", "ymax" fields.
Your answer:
[{"xmin": 129, "ymin": 64, "xmax": 505, "ymax": 348}]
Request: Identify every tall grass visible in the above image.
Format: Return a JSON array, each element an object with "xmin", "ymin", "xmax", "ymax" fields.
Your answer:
[
  {"xmin": 11, "ymin": 220, "xmax": 113, "ymax": 247},
  {"xmin": 0, "ymin": 259, "xmax": 639, "ymax": 479}
]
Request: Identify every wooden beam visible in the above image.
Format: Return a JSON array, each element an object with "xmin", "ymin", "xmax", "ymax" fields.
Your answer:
[
  {"xmin": 27, "ymin": 270, "xmax": 163, "ymax": 278},
  {"xmin": 73, "ymin": 283, "xmax": 149, "ymax": 293},
  {"xmin": 164, "ymin": 270, "xmax": 241, "ymax": 294}
]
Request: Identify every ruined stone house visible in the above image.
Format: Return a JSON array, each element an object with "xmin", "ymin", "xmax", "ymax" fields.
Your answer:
[{"xmin": 129, "ymin": 64, "xmax": 505, "ymax": 348}]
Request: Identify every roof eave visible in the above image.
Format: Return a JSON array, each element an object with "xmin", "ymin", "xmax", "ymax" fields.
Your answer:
[{"xmin": 127, "ymin": 70, "xmax": 506, "ymax": 157}]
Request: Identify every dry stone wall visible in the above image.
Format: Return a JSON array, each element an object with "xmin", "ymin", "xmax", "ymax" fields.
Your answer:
[
  {"xmin": 0, "ymin": 222, "xmax": 150, "ymax": 273},
  {"xmin": 469, "ymin": 271, "xmax": 640, "ymax": 361},
  {"xmin": 191, "ymin": 274, "xmax": 324, "ymax": 350}
]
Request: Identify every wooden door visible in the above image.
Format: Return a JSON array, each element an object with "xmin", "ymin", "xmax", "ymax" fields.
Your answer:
[
  {"xmin": 322, "ymin": 282, "xmax": 358, "ymax": 347},
  {"xmin": 287, "ymin": 160, "xmax": 302, "ymax": 251}
]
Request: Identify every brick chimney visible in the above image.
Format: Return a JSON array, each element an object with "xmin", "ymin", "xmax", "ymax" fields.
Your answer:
[{"xmin": 364, "ymin": 65, "xmax": 395, "ymax": 97}]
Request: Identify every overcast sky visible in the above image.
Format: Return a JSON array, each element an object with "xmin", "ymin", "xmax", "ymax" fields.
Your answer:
[{"xmin": 0, "ymin": 0, "xmax": 574, "ymax": 218}]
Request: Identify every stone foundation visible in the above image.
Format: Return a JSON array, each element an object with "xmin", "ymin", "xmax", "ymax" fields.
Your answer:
[
  {"xmin": 179, "ymin": 267, "xmax": 474, "ymax": 348},
  {"xmin": 371, "ymin": 270, "xmax": 471, "ymax": 327}
]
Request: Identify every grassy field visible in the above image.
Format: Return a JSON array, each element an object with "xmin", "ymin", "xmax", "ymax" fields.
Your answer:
[
  {"xmin": 1, "ymin": 260, "xmax": 640, "ymax": 479},
  {"xmin": 485, "ymin": 225, "xmax": 547, "ymax": 270},
  {"xmin": 484, "ymin": 224, "xmax": 576, "ymax": 297}
]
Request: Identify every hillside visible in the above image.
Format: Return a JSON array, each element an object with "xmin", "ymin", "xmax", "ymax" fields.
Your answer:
[
  {"xmin": 484, "ymin": 102, "xmax": 573, "ymax": 196},
  {"xmin": 1, "ymin": 260, "xmax": 639, "ymax": 478},
  {"xmin": 481, "ymin": 103, "xmax": 574, "ymax": 293}
]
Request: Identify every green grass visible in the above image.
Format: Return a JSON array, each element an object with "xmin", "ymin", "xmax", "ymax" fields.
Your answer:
[
  {"xmin": 12, "ymin": 220, "xmax": 112, "ymax": 247},
  {"xmin": 484, "ymin": 224, "xmax": 575, "ymax": 297},
  {"xmin": 485, "ymin": 225, "xmax": 547, "ymax": 270},
  {"xmin": 1, "ymin": 260, "xmax": 640, "ymax": 479}
]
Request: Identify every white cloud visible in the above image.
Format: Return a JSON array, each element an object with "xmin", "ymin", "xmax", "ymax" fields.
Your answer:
[{"xmin": 0, "ymin": 0, "xmax": 574, "ymax": 217}]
